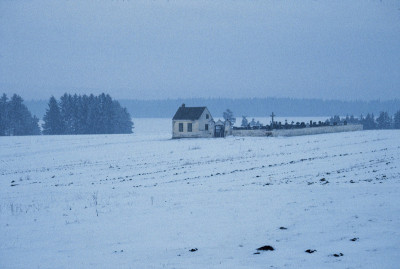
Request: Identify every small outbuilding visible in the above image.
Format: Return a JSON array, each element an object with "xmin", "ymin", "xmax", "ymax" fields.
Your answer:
[
  {"xmin": 172, "ymin": 104, "xmax": 215, "ymax": 138},
  {"xmin": 214, "ymin": 120, "xmax": 225, "ymax": 137},
  {"xmin": 214, "ymin": 120, "xmax": 232, "ymax": 137}
]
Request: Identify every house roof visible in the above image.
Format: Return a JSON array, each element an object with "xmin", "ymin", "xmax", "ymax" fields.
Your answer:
[
  {"xmin": 215, "ymin": 120, "xmax": 225, "ymax": 125},
  {"xmin": 173, "ymin": 104, "xmax": 207, "ymax": 120}
]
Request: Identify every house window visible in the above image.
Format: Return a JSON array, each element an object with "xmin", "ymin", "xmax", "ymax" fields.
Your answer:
[
  {"xmin": 205, "ymin": 124, "xmax": 208, "ymax": 131},
  {"xmin": 188, "ymin": 123, "xmax": 192, "ymax": 132},
  {"xmin": 179, "ymin": 123, "xmax": 183, "ymax": 132},
  {"xmin": 206, "ymin": 114, "xmax": 209, "ymax": 119}
]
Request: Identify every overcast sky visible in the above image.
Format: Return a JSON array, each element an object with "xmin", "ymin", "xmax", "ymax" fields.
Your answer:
[{"xmin": 1, "ymin": 0, "xmax": 399, "ymax": 101}]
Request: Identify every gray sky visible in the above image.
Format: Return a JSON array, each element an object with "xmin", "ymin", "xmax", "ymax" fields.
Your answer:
[{"xmin": 1, "ymin": 0, "xmax": 399, "ymax": 101}]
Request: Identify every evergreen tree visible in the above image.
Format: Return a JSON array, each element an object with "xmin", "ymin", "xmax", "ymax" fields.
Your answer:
[
  {"xmin": 59, "ymin": 93, "xmax": 75, "ymax": 134},
  {"xmin": 394, "ymin": 110, "xmax": 400, "ymax": 129},
  {"xmin": 98, "ymin": 93, "xmax": 114, "ymax": 134},
  {"xmin": 241, "ymin": 116, "xmax": 248, "ymax": 127},
  {"xmin": 249, "ymin": 118, "xmax": 257, "ymax": 127},
  {"xmin": 7, "ymin": 94, "xmax": 23, "ymax": 135},
  {"xmin": 71, "ymin": 94, "xmax": 80, "ymax": 133},
  {"xmin": 42, "ymin": 96, "xmax": 63, "ymax": 135},
  {"xmin": 5, "ymin": 94, "xmax": 40, "ymax": 135},
  {"xmin": 77, "ymin": 94, "xmax": 89, "ymax": 134},
  {"xmin": 330, "ymin": 115, "xmax": 341, "ymax": 125},
  {"xmin": 0, "ymin": 94, "xmax": 8, "ymax": 136},
  {"xmin": 376, "ymin": 111, "xmax": 392, "ymax": 129},
  {"xmin": 112, "ymin": 101, "xmax": 133, "ymax": 134},
  {"xmin": 362, "ymin": 113, "xmax": 376, "ymax": 130},
  {"xmin": 86, "ymin": 94, "xmax": 101, "ymax": 134},
  {"xmin": 349, "ymin": 115, "xmax": 357, "ymax": 124}
]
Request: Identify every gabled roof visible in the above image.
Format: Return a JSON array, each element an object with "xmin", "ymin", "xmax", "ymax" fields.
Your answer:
[
  {"xmin": 215, "ymin": 120, "xmax": 225, "ymax": 125},
  {"xmin": 173, "ymin": 104, "xmax": 207, "ymax": 120}
]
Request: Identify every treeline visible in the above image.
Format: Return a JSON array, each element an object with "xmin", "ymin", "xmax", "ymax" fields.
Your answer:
[
  {"xmin": 0, "ymin": 93, "xmax": 133, "ymax": 136},
  {"xmin": 0, "ymin": 94, "xmax": 41, "ymax": 136},
  {"xmin": 329, "ymin": 111, "xmax": 400, "ymax": 130},
  {"xmin": 43, "ymin": 93, "xmax": 133, "ymax": 135}
]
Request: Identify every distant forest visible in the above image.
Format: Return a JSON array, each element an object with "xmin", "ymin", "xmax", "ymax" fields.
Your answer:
[{"xmin": 25, "ymin": 98, "xmax": 400, "ymax": 119}]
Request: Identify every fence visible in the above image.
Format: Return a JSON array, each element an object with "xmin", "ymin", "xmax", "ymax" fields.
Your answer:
[{"xmin": 231, "ymin": 124, "xmax": 363, "ymax": 137}]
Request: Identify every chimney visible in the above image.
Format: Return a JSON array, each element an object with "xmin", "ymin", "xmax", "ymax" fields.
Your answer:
[{"xmin": 182, "ymin": 103, "xmax": 185, "ymax": 108}]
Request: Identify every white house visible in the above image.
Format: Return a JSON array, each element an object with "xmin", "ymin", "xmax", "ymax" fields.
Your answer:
[{"xmin": 172, "ymin": 104, "xmax": 215, "ymax": 138}]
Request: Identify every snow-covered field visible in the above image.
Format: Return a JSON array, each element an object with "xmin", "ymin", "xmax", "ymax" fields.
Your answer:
[{"xmin": 1, "ymin": 119, "xmax": 399, "ymax": 269}]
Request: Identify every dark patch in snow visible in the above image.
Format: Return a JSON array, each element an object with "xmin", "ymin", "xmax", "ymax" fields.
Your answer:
[
  {"xmin": 279, "ymin": 227, "xmax": 287, "ymax": 230},
  {"xmin": 305, "ymin": 249, "xmax": 316, "ymax": 253},
  {"xmin": 257, "ymin": 245, "xmax": 274, "ymax": 251},
  {"xmin": 189, "ymin": 248, "xmax": 198, "ymax": 252},
  {"xmin": 253, "ymin": 252, "xmax": 260, "ymax": 255},
  {"xmin": 333, "ymin": 253, "xmax": 344, "ymax": 257},
  {"xmin": 320, "ymin": 178, "xmax": 326, "ymax": 182},
  {"xmin": 350, "ymin": 237, "xmax": 359, "ymax": 241}
]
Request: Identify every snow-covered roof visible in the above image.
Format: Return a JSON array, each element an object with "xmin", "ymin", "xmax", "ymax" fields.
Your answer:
[
  {"xmin": 172, "ymin": 104, "xmax": 207, "ymax": 121},
  {"xmin": 215, "ymin": 120, "xmax": 225, "ymax": 126}
]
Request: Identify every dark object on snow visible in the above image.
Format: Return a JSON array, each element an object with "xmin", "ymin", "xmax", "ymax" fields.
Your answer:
[
  {"xmin": 305, "ymin": 249, "xmax": 316, "ymax": 253},
  {"xmin": 350, "ymin": 237, "xmax": 359, "ymax": 241},
  {"xmin": 279, "ymin": 227, "xmax": 288, "ymax": 230},
  {"xmin": 320, "ymin": 178, "xmax": 326, "ymax": 182},
  {"xmin": 253, "ymin": 252, "xmax": 260, "ymax": 255},
  {"xmin": 189, "ymin": 248, "xmax": 198, "ymax": 252},
  {"xmin": 257, "ymin": 245, "xmax": 274, "ymax": 251},
  {"xmin": 333, "ymin": 253, "xmax": 344, "ymax": 257}
]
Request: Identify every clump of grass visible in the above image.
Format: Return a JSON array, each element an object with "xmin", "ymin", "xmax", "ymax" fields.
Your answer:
[{"xmin": 92, "ymin": 191, "xmax": 99, "ymax": 216}]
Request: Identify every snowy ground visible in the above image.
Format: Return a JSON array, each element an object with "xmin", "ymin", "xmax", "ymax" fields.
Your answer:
[{"xmin": 1, "ymin": 119, "xmax": 399, "ymax": 269}]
